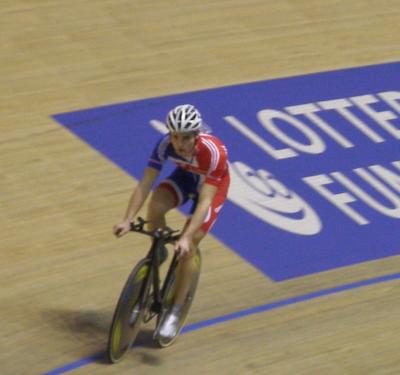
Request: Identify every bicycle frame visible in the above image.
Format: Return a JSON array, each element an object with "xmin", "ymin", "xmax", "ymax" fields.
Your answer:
[
  {"xmin": 130, "ymin": 218, "xmax": 181, "ymax": 320},
  {"xmin": 107, "ymin": 217, "xmax": 200, "ymax": 362}
]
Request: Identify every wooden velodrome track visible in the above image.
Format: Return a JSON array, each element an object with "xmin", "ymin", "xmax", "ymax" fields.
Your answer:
[{"xmin": 2, "ymin": 1, "xmax": 399, "ymax": 374}]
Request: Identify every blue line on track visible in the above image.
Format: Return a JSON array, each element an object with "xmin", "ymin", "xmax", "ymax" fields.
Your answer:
[{"xmin": 43, "ymin": 272, "xmax": 400, "ymax": 374}]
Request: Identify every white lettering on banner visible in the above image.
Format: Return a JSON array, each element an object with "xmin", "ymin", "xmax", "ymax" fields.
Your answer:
[
  {"xmin": 351, "ymin": 95, "xmax": 400, "ymax": 139},
  {"xmin": 332, "ymin": 171, "xmax": 400, "ymax": 218},
  {"xmin": 224, "ymin": 91, "xmax": 400, "ymax": 160},
  {"xmin": 286, "ymin": 103, "xmax": 354, "ymax": 148},
  {"xmin": 379, "ymin": 91, "xmax": 400, "ymax": 114},
  {"xmin": 150, "ymin": 119, "xmax": 168, "ymax": 134},
  {"xmin": 303, "ymin": 174, "xmax": 369, "ymax": 225},
  {"xmin": 317, "ymin": 98, "xmax": 385, "ymax": 143},
  {"xmin": 369, "ymin": 162, "xmax": 400, "ymax": 193},
  {"xmin": 223, "ymin": 116, "xmax": 297, "ymax": 159},
  {"xmin": 303, "ymin": 161, "xmax": 400, "ymax": 225},
  {"xmin": 228, "ymin": 161, "xmax": 322, "ymax": 235},
  {"xmin": 257, "ymin": 109, "xmax": 326, "ymax": 154}
]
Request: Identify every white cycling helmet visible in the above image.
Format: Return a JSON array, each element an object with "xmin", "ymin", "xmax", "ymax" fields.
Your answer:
[{"xmin": 166, "ymin": 104, "xmax": 202, "ymax": 133}]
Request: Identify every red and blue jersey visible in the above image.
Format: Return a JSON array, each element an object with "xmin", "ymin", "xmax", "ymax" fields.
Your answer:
[{"xmin": 148, "ymin": 133, "xmax": 230, "ymax": 192}]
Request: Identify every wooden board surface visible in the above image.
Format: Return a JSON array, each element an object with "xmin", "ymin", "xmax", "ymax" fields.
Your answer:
[{"xmin": 1, "ymin": 1, "xmax": 399, "ymax": 374}]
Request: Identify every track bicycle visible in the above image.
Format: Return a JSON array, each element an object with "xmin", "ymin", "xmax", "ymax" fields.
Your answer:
[{"xmin": 107, "ymin": 217, "xmax": 201, "ymax": 363}]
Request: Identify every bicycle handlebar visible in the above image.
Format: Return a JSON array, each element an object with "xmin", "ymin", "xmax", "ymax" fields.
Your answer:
[{"xmin": 130, "ymin": 217, "xmax": 181, "ymax": 243}]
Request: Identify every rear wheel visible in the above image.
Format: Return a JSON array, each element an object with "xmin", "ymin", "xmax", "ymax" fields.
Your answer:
[
  {"xmin": 156, "ymin": 250, "xmax": 202, "ymax": 347},
  {"xmin": 107, "ymin": 258, "xmax": 152, "ymax": 363}
]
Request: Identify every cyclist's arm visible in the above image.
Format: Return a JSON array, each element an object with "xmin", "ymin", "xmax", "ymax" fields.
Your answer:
[
  {"xmin": 182, "ymin": 182, "xmax": 217, "ymax": 239},
  {"xmin": 123, "ymin": 167, "xmax": 160, "ymax": 222}
]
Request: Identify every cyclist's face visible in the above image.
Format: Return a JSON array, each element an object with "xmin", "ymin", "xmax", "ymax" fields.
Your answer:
[{"xmin": 170, "ymin": 132, "xmax": 197, "ymax": 158}]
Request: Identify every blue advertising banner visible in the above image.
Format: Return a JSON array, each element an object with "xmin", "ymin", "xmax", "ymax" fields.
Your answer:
[{"xmin": 53, "ymin": 62, "xmax": 400, "ymax": 281}]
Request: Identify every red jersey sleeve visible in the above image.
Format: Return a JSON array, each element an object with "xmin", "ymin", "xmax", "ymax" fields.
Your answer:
[{"xmin": 199, "ymin": 136, "xmax": 229, "ymax": 187}]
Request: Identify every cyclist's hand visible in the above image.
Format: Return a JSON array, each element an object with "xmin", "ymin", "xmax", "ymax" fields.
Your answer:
[
  {"xmin": 113, "ymin": 221, "xmax": 131, "ymax": 238},
  {"xmin": 174, "ymin": 236, "xmax": 191, "ymax": 257}
]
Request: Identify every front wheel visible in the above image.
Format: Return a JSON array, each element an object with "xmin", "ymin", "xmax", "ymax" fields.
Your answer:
[{"xmin": 107, "ymin": 258, "xmax": 152, "ymax": 363}]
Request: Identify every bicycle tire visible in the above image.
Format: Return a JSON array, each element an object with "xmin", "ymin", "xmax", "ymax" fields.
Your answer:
[
  {"xmin": 156, "ymin": 250, "xmax": 202, "ymax": 347},
  {"xmin": 107, "ymin": 258, "xmax": 152, "ymax": 363}
]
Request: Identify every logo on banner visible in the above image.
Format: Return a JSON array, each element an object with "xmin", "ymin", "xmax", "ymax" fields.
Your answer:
[{"xmin": 228, "ymin": 161, "xmax": 322, "ymax": 235}]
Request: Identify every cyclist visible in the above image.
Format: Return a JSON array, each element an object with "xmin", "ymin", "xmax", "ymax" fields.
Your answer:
[{"xmin": 113, "ymin": 104, "xmax": 230, "ymax": 339}]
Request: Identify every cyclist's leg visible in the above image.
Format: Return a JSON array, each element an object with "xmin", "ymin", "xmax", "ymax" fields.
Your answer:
[
  {"xmin": 146, "ymin": 184, "xmax": 177, "ymax": 231},
  {"xmin": 156, "ymin": 229, "xmax": 203, "ymax": 342},
  {"xmin": 173, "ymin": 229, "xmax": 204, "ymax": 306},
  {"xmin": 158, "ymin": 183, "xmax": 228, "ymax": 339},
  {"xmin": 146, "ymin": 184, "xmax": 177, "ymax": 264},
  {"xmin": 147, "ymin": 167, "xmax": 193, "ymax": 231},
  {"xmin": 147, "ymin": 186, "xmax": 175, "ymax": 263},
  {"xmin": 147, "ymin": 168, "xmax": 194, "ymax": 264},
  {"xmin": 174, "ymin": 188, "xmax": 227, "ymax": 305}
]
